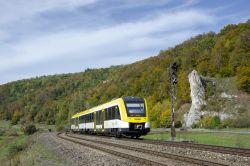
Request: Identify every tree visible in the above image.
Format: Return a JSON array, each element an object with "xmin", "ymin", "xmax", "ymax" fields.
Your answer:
[
  {"xmin": 178, "ymin": 71, "xmax": 190, "ymax": 103},
  {"xmin": 11, "ymin": 110, "xmax": 21, "ymax": 125},
  {"xmin": 236, "ymin": 66, "xmax": 250, "ymax": 93}
]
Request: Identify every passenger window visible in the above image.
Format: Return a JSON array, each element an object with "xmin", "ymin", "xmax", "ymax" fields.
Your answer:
[
  {"xmin": 115, "ymin": 106, "xmax": 121, "ymax": 120},
  {"xmin": 108, "ymin": 108, "xmax": 112, "ymax": 120},
  {"xmin": 105, "ymin": 109, "xmax": 108, "ymax": 120},
  {"xmin": 111, "ymin": 107, "xmax": 115, "ymax": 120}
]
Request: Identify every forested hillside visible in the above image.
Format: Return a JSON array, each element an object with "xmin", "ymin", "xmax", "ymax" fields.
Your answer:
[{"xmin": 0, "ymin": 20, "xmax": 249, "ymax": 129}]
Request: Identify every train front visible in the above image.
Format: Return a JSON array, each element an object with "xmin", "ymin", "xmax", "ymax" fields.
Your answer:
[{"xmin": 120, "ymin": 97, "xmax": 150, "ymax": 137}]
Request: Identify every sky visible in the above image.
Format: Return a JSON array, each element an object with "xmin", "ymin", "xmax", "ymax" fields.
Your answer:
[{"xmin": 0, "ymin": 0, "xmax": 249, "ymax": 84}]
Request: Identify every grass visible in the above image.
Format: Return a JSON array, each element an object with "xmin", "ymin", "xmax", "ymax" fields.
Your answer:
[
  {"xmin": 0, "ymin": 134, "xmax": 28, "ymax": 159},
  {"xmin": 0, "ymin": 120, "xmax": 67, "ymax": 165},
  {"xmin": 17, "ymin": 137, "xmax": 67, "ymax": 166},
  {"xmin": 142, "ymin": 130, "xmax": 250, "ymax": 149}
]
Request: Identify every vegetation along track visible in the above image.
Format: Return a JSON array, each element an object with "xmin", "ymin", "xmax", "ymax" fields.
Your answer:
[
  {"xmin": 57, "ymin": 133, "xmax": 166, "ymax": 166},
  {"xmin": 65, "ymin": 133, "xmax": 228, "ymax": 166}
]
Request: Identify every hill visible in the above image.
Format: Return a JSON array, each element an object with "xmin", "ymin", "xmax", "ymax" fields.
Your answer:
[{"xmin": 0, "ymin": 20, "xmax": 249, "ymax": 129}]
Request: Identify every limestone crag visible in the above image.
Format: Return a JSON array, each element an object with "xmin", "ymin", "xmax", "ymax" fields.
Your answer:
[{"xmin": 185, "ymin": 70, "xmax": 206, "ymax": 127}]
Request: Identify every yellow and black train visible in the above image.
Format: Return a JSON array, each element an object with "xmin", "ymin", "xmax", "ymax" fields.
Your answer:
[{"xmin": 71, "ymin": 96, "xmax": 150, "ymax": 138}]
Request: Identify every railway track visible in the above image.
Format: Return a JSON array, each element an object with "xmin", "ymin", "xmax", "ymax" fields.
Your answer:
[
  {"xmin": 57, "ymin": 133, "xmax": 167, "ymax": 166},
  {"xmin": 70, "ymin": 133, "xmax": 250, "ymax": 157},
  {"xmin": 136, "ymin": 139, "xmax": 250, "ymax": 157},
  {"xmin": 65, "ymin": 133, "xmax": 228, "ymax": 166}
]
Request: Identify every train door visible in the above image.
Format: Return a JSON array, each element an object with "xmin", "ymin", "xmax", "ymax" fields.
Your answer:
[
  {"xmin": 75, "ymin": 117, "xmax": 79, "ymax": 131},
  {"xmin": 101, "ymin": 109, "xmax": 105, "ymax": 132},
  {"xmin": 94, "ymin": 112, "xmax": 96, "ymax": 133}
]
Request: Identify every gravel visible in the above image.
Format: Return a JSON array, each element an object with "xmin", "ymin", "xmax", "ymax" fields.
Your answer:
[
  {"xmin": 61, "ymin": 133, "xmax": 190, "ymax": 166},
  {"xmin": 73, "ymin": 134, "xmax": 250, "ymax": 166},
  {"xmin": 40, "ymin": 133, "xmax": 138, "ymax": 166},
  {"xmin": 40, "ymin": 132, "xmax": 250, "ymax": 166}
]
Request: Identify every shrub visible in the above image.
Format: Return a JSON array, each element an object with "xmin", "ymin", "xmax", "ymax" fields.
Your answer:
[
  {"xmin": 0, "ymin": 129, "xmax": 5, "ymax": 136},
  {"xmin": 24, "ymin": 124, "xmax": 37, "ymax": 135},
  {"xmin": 9, "ymin": 143, "xmax": 27, "ymax": 157},
  {"xmin": 191, "ymin": 123, "xmax": 199, "ymax": 128},
  {"xmin": 236, "ymin": 66, "xmax": 250, "ymax": 93},
  {"xmin": 220, "ymin": 118, "xmax": 234, "ymax": 128},
  {"xmin": 200, "ymin": 116, "xmax": 221, "ymax": 129},
  {"xmin": 175, "ymin": 121, "xmax": 182, "ymax": 128},
  {"xmin": 6, "ymin": 131, "xmax": 19, "ymax": 137},
  {"xmin": 56, "ymin": 124, "xmax": 66, "ymax": 131},
  {"xmin": 151, "ymin": 121, "xmax": 159, "ymax": 128}
]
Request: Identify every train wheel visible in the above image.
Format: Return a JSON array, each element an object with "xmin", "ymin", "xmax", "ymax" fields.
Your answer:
[
  {"xmin": 116, "ymin": 131, "xmax": 121, "ymax": 138},
  {"xmin": 136, "ymin": 135, "xmax": 141, "ymax": 139}
]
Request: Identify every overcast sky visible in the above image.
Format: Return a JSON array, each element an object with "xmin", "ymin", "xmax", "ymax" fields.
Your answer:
[{"xmin": 0, "ymin": 0, "xmax": 249, "ymax": 84}]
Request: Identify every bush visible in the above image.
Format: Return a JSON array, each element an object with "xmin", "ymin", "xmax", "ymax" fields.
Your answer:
[
  {"xmin": 151, "ymin": 121, "xmax": 160, "ymax": 128},
  {"xmin": 236, "ymin": 66, "xmax": 250, "ymax": 93},
  {"xmin": 200, "ymin": 116, "xmax": 221, "ymax": 129},
  {"xmin": 24, "ymin": 124, "xmax": 37, "ymax": 135},
  {"xmin": 0, "ymin": 129, "xmax": 5, "ymax": 136},
  {"xmin": 6, "ymin": 131, "xmax": 19, "ymax": 137},
  {"xmin": 56, "ymin": 124, "xmax": 66, "ymax": 131},
  {"xmin": 9, "ymin": 143, "xmax": 27, "ymax": 157},
  {"xmin": 220, "ymin": 118, "xmax": 234, "ymax": 128},
  {"xmin": 175, "ymin": 121, "xmax": 182, "ymax": 128}
]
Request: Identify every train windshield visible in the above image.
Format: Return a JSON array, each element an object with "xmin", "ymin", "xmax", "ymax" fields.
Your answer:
[{"xmin": 125, "ymin": 102, "xmax": 146, "ymax": 117}]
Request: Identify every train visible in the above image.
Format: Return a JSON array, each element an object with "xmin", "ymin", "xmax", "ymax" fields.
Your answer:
[{"xmin": 70, "ymin": 96, "xmax": 150, "ymax": 138}]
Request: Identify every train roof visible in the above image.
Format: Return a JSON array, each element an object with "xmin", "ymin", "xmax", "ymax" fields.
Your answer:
[
  {"xmin": 71, "ymin": 96, "xmax": 144, "ymax": 119},
  {"xmin": 71, "ymin": 97, "xmax": 122, "ymax": 119}
]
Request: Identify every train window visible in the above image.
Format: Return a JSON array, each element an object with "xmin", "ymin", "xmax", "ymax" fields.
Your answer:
[
  {"xmin": 111, "ymin": 107, "xmax": 115, "ymax": 120},
  {"xmin": 125, "ymin": 102, "xmax": 146, "ymax": 117},
  {"xmin": 81, "ymin": 116, "xmax": 84, "ymax": 123},
  {"xmin": 106, "ymin": 108, "xmax": 109, "ymax": 120},
  {"xmin": 87, "ymin": 114, "xmax": 89, "ymax": 123},
  {"xmin": 115, "ymin": 106, "xmax": 121, "ymax": 120},
  {"xmin": 102, "ymin": 110, "xmax": 105, "ymax": 122},
  {"xmin": 105, "ymin": 109, "xmax": 107, "ymax": 120},
  {"xmin": 108, "ymin": 108, "xmax": 112, "ymax": 120},
  {"xmin": 106, "ymin": 109, "xmax": 109, "ymax": 120}
]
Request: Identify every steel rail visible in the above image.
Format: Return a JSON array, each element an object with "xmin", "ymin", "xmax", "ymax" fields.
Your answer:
[
  {"xmin": 67, "ymin": 133, "xmax": 228, "ymax": 166},
  {"xmin": 71, "ymin": 133, "xmax": 250, "ymax": 157},
  {"xmin": 57, "ymin": 133, "xmax": 166, "ymax": 166}
]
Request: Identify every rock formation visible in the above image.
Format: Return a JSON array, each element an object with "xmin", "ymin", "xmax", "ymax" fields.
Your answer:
[{"xmin": 185, "ymin": 70, "xmax": 206, "ymax": 127}]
